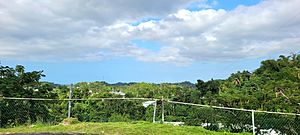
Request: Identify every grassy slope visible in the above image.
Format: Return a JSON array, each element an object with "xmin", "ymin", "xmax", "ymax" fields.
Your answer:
[{"xmin": 0, "ymin": 122, "xmax": 251, "ymax": 135}]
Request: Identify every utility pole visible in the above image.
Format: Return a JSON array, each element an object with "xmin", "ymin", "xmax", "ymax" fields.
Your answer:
[{"xmin": 68, "ymin": 84, "xmax": 73, "ymax": 118}]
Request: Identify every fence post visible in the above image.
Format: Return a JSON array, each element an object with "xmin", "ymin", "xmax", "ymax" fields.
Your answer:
[
  {"xmin": 0, "ymin": 94, "xmax": 2, "ymax": 128},
  {"xmin": 161, "ymin": 97, "xmax": 164, "ymax": 123},
  {"xmin": 0, "ymin": 104, "xmax": 1, "ymax": 128},
  {"xmin": 252, "ymin": 110, "xmax": 255, "ymax": 135},
  {"xmin": 68, "ymin": 84, "xmax": 73, "ymax": 118},
  {"xmin": 153, "ymin": 100, "xmax": 157, "ymax": 123}
]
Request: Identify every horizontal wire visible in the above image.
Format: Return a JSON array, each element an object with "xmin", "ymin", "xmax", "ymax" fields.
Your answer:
[{"xmin": 167, "ymin": 100, "xmax": 300, "ymax": 116}]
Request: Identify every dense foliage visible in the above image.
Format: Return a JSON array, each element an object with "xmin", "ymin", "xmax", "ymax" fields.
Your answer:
[
  {"xmin": 196, "ymin": 54, "xmax": 300, "ymax": 113},
  {"xmin": 0, "ymin": 54, "xmax": 299, "ymax": 134}
]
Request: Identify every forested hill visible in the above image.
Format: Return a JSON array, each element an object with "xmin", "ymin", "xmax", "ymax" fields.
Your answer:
[
  {"xmin": 0, "ymin": 54, "xmax": 300, "ymax": 113},
  {"xmin": 96, "ymin": 81, "xmax": 196, "ymax": 88},
  {"xmin": 195, "ymin": 54, "xmax": 300, "ymax": 113}
]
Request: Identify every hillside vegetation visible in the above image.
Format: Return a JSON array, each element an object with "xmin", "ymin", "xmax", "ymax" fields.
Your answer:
[{"xmin": 0, "ymin": 54, "xmax": 299, "ymax": 134}]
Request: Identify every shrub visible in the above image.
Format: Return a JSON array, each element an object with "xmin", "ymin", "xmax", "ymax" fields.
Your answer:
[{"xmin": 108, "ymin": 114, "xmax": 131, "ymax": 122}]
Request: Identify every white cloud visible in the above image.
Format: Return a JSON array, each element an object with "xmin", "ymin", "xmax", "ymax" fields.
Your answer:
[{"xmin": 0, "ymin": 0, "xmax": 300, "ymax": 65}]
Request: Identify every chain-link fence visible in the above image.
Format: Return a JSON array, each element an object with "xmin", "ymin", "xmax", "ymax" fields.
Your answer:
[
  {"xmin": 0, "ymin": 99, "xmax": 67, "ymax": 127},
  {"xmin": 0, "ymin": 98, "xmax": 158, "ymax": 128},
  {"xmin": 0, "ymin": 97, "xmax": 299, "ymax": 135},
  {"xmin": 164, "ymin": 104, "xmax": 252, "ymax": 132},
  {"xmin": 165, "ymin": 101, "xmax": 300, "ymax": 135},
  {"xmin": 254, "ymin": 111, "xmax": 300, "ymax": 134}
]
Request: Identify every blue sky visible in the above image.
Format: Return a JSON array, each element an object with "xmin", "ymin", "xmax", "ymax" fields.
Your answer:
[
  {"xmin": 3, "ymin": 54, "xmax": 279, "ymax": 84},
  {"xmin": 1, "ymin": 0, "xmax": 299, "ymax": 84},
  {"xmin": 186, "ymin": 0, "xmax": 261, "ymax": 11}
]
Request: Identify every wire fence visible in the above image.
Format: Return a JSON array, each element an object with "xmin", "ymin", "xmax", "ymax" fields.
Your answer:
[
  {"xmin": 0, "ymin": 97, "xmax": 300, "ymax": 135},
  {"xmin": 0, "ymin": 97, "xmax": 157, "ymax": 127},
  {"xmin": 165, "ymin": 100, "xmax": 300, "ymax": 135}
]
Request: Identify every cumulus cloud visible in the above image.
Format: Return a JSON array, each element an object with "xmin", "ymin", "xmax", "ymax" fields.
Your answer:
[{"xmin": 0, "ymin": 0, "xmax": 300, "ymax": 65}]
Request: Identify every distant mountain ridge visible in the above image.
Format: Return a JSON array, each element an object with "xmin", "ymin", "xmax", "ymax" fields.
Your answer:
[{"xmin": 106, "ymin": 81, "xmax": 196, "ymax": 88}]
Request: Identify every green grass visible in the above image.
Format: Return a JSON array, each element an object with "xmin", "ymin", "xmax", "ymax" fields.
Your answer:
[{"xmin": 0, "ymin": 121, "xmax": 251, "ymax": 135}]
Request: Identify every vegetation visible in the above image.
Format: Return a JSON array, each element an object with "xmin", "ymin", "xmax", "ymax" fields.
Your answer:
[
  {"xmin": 0, "ymin": 54, "xmax": 300, "ymax": 134},
  {"xmin": 196, "ymin": 54, "xmax": 300, "ymax": 113},
  {"xmin": 62, "ymin": 118, "xmax": 80, "ymax": 125},
  {"xmin": 0, "ymin": 121, "xmax": 250, "ymax": 135}
]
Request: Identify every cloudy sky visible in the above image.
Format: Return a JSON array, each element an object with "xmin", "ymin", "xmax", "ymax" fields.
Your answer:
[{"xmin": 1, "ymin": 0, "xmax": 299, "ymax": 84}]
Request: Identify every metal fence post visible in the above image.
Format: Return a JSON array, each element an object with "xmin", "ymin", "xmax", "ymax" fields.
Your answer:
[
  {"xmin": 153, "ymin": 100, "xmax": 157, "ymax": 123},
  {"xmin": 252, "ymin": 110, "xmax": 255, "ymax": 135},
  {"xmin": 0, "ymin": 94, "xmax": 2, "ymax": 128},
  {"xmin": 162, "ymin": 97, "xmax": 164, "ymax": 123},
  {"xmin": 0, "ymin": 105, "xmax": 1, "ymax": 128},
  {"xmin": 68, "ymin": 84, "xmax": 73, "ymax": 118}
]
